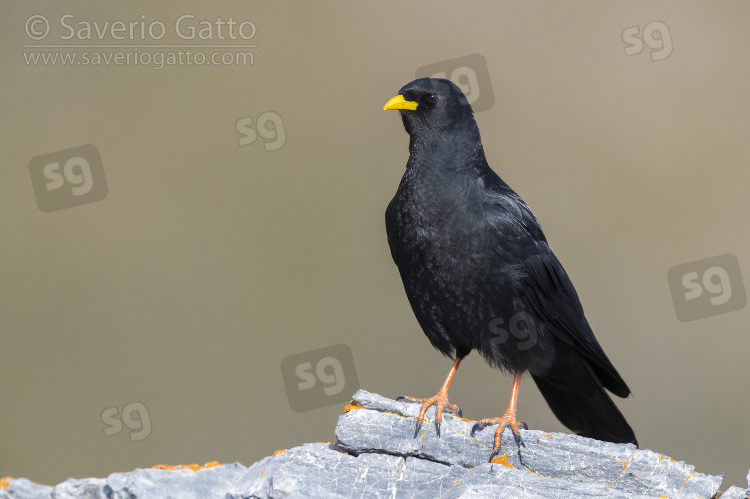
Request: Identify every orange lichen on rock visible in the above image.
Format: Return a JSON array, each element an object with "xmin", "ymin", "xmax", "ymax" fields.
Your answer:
[
  {"xmin": 387, "ymin": 410, "xmax": 409, "ymax": 418},
  {"xmin": 0, "ymin": 477, "xmax": 12, "ymax": 490},
  {"xmin": 343, "ymin": 401, "xmax": 363, "ymax": 413},
  {"xmin": 677, "ymin": 470, "xmax": 696, "ymax": 491},
  {"xmin": 616, "ymin": 460, "xmax": 629, "ymax": 475},
  {"xmin": 152, "ymin": 461, "xmax": 222, "ymax": 471},
  {"xmin": 607, "ymin": 458, "xmax": 632, "ymax": 487},
  {"xmin": 490, "ymin": 454, "xmax": 515, "ymax": 468},
  {"xmin": 259, "ymin": 449, "xmax": 291, "ymax": 480}
]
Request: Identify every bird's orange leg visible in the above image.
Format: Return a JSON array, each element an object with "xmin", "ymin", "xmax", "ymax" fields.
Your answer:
[
  {"xmin": 471, "ymin": 371, "xmax": 528, "ymax": 460},
  {"xmin": 397, "ymin": 357, "xmax": 463, "ymax": 436}
]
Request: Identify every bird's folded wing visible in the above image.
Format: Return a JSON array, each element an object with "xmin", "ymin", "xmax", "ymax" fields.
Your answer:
[{"xmin": 484, "ymin": 192, "xmax": 631, "ymax": 397}]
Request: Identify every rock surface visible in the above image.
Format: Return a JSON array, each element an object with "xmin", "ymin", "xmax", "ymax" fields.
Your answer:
[{"xmin": 2, "ymin": 390, "xmax": 748, "ymax": 498}]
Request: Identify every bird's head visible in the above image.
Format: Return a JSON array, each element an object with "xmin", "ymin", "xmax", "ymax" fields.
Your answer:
[{"xmin": 383, "ymin": 78, "xmax": 475, "ymax": 135}]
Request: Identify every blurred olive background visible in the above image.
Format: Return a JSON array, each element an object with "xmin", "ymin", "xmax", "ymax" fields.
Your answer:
[{"xmin": 2, "ymin": 0, "xmax": 749, "ymax": 490}]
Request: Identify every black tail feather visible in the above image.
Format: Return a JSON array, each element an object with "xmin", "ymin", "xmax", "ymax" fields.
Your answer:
[{"xmin": 531, "ymin": 350, "xmax": 637, "ymax": 446}]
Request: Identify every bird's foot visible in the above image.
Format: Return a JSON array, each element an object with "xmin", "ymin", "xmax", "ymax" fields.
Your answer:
[
  {"xmin": 396, "ymin": 392, "xmax": 462, "ymax": 437},
  {"xmin": 471, "ymin": 412, "xmax": 528, "ymax": 461}
]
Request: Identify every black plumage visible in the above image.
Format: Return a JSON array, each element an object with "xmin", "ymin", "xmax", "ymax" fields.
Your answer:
[{"xmin": 383, "ymin": 78, "xmax": 636, "ymax": 453}]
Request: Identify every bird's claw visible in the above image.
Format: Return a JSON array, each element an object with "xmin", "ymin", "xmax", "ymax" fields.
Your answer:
[
  {"xmin": 397, "ymin": 393, "xmax": 461, "ymax": 437},
  {"xmin": 470, "ymin": 420, "xmax": 490, "ymax": 436},
  {"xmin": 489, "ymin": 446, "xmax": 504, "ymax": 462},
  {"xmin": 396, "ymin": 395, "xmax": 461, "ymax": 414},
  {"xmin": 471, "ymin": 416, "xmax": 527, "ymax": 461},
  {"xmin": 413, "ymin": 419, "xmax": 423, "ymax": 438},
  {"xmin": 509, "ymin": 421, "xmax": 528, "ymax": 448}
]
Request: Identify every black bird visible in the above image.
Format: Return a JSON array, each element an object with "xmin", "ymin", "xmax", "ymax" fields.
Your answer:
[{"xmin": 383, "ymin": 78, "xmax": 637, "ymax": 458}]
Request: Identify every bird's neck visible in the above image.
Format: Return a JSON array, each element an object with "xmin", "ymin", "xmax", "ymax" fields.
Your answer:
[{"xmin": 407, "ymin": 125, "xmax": 488, "ymax": 177}]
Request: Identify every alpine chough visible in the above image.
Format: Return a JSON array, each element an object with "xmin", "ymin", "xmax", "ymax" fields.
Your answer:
[{"xmin": 383, "ymin": 78, "xmax": 637, "ymax": 458}]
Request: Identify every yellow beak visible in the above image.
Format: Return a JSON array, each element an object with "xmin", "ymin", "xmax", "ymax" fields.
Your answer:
[{"xmin": 383, "ymin": 94, "xmax": 418, "ymax": 111}]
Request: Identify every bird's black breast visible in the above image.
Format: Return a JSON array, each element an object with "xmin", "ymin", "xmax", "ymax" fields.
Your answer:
[{"xmin": 385, "ymin": 161, "xmax": 547, "ymax": 370}]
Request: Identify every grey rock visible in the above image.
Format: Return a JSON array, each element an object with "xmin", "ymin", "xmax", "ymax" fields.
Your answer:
[
  {"xmin": 2, "ymin": 390, "xmax": 748, "ymax": 498},
  {"xmin": 721, "ymin": 487, "xmax": 750, "ymax": 499},
  {"xmin": 0, "ymin": 479, "xmax": 52, "ymax": 499},
  {"xmin": 52, "ymin": 477, "xmax": 108, "ymax": 499},
  {"xmin": 105, "ymin": 462, "xmax": 247, "ymax": 499},
  {"xmin": 722, "ymin": 471, "xmax": 750, "ymax": 499},
  {"xmin": 228, "ymin": 443, "xmax": 405, "ymax": 498}
]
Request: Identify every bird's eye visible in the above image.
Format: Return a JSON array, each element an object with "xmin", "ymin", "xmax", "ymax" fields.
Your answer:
[{"xmin": 424, "ymin": 93, "xmax": 438, "ymax": 105}]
